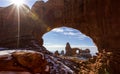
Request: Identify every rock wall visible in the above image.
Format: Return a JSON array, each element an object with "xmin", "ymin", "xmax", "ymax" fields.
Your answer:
[
  {"xmin": 32, "ymin": 0, "xmax": 120, "ymax": 50},
  {"xmin": 0, "ymin": 0, "xmax": 120, "ymax": 73},
  {"xmin": 31, "ymin": 1, "xmax": 120, "ymax": 73}
]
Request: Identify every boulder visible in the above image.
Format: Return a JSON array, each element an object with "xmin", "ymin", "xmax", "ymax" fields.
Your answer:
[{"xmin": 0, "ymin": 50, "xmax": 48, "ymax": 74}]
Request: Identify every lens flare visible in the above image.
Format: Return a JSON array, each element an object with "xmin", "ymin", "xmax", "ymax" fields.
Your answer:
[
  {"xmin": 10, "ymin": 0, "xmax": 25, "ymax": 48},
  {"xmin": 11, "ymin": 0, "xmax": 24, "ymax": 7}
]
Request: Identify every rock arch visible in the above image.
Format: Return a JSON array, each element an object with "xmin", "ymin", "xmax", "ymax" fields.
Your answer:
[
  {"xmin": 32, "ymin": 0, "xmax": 120, "ymax": 50},
  {"xmin": 32, "ymin": 0, "xmax": 120, "ymax": 73},
  {"xmin": 0, "ymin": 0, "xmax": 119, "ymax": 73}
]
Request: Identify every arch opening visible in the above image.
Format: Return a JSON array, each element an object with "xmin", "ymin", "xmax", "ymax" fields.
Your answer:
[{"xmin": 42, "ymin": 27, "xmax": 98, "ymax": 57}]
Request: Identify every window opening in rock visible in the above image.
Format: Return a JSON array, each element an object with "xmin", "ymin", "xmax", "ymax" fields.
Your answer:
[{"xmin": 43, "ymin": 27, "xmax": 98, "ymax": 58}]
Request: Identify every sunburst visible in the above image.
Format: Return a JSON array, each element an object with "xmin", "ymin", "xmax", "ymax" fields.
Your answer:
[
  {"xmin": 11, "ymin": 0, "xmax": 24, "ymax": 7},
  {"xmin": 10, "ymin": 0, "xmax": 25, "ymax": 48}
]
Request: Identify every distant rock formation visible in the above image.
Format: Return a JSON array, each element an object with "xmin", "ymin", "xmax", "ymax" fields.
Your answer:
[
  {"xmin": 60, "ymin": 50, "xmax": 64, "ymax": 55},
  {"xmin": 65, "ymin": 42, "xmax": 72, "ymax": 56},
  {"xmin": 0, "ymin": 0, "xmax": 120, "ymax": 73},
  {"xmin": 54, "ymin": 50, "xmax": 60, "ymax": 56},
  {"xmin": 65, "ymin": 42, "xmax": 92, "ymax": 58}
]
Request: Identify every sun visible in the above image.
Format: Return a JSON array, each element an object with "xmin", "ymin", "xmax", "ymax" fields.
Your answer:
[{"xmin": 11, "ymin": 0, "xmax": 24, "ymax": 7}]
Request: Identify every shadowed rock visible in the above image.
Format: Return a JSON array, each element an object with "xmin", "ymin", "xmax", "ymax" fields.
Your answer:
[
  {"xmin": 0, "ymin": 0, "xmax": 120, "ymax": 73},
  {"xmin": 0, "ymin": 50, "xmax": 48, "ymax": 74}
]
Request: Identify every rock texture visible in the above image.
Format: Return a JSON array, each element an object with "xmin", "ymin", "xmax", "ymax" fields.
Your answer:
[
  {"xmin": 54, "ymin": 50, "xmax": 60, "ymax": 56},
  {"xmin": 32, "ymin": 0, "xmax": 120, "ymax": 50},
  {"xmin": 65, "ymin": 42, "xmax": 72, "ymax": 56},
  {"xmin": 0, "ymin": 0, "xmax": 120, "ymax": 73},
  {"xmin": 0, "ymin": 50, "xmax": 48, "ymax": 74},
  {"xmin": 65, "ymin": 42, "xmax": 92, "ymax": 58},
  {"xmin": 0, "ymin": 41, "xmax": 74, "ymax": 74},
  {"xmin": 32, "ymin": 1, "xmax": 120, "ymax": 73},
  {"xmin": 0, "ymin": 4, "xmax": 45, "ymax": 48}
]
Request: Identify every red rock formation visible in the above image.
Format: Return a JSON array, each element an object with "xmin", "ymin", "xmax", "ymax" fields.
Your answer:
[
  {"xmin": 31, "ymin": 1, "xmax": 120, "ymax": 73},
  {"xmin": 54, "ymin": 50, "xmax": 59, "ymax": 56},
  {"xmin": 0, "ymin": 4, "xmax": 46, "ymax": 48},
  {"xmin": 0, "ymin": 50, "xmax": 48, "ymax": 74},
  {"xmin": 60, "ymin": 50, "xmax": 64, "ymax": 55},
  {"xmin": 0, "ymin": 0, "xmax": 119, "ymax": 73},
  {"xmin": 65, "ymin": 42, "xmax": 72, "ymax": 56},
  {"xmin": 0, "ymin": 5, "xmax": 32, "ymax": 48},
  {"xmin": 65, "ymin": 42, "xmax": 92, "ymax": 58}
]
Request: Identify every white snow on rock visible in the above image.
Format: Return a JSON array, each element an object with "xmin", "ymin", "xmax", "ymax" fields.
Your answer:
[{"xmin": 45, "ymin": 54, "xmax": 74, "ymax": 74}]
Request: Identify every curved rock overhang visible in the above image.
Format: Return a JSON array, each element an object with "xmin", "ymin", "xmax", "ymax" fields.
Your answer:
[
  {"xmin": 0, "ymin": 0, "xmax": 120, "ymax": 73},
  {"xmin": 32, "ymin": 0, "xmax": 120, "ymax": 51}
]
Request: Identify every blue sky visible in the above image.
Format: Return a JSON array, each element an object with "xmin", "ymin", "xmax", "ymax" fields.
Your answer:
[
  {"xmin": 43, "ymin": 27, "xmax": 98, "ymax": 54},
  {"xmin": 0, "ymin": 0, "xmax": 48, "ymax": 8},
  {"xmin": 0, "ymin": 0, "xmax": 98, "ymax": 54}
]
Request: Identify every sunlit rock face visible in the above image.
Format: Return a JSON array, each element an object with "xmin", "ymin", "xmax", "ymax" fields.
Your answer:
[
  {"xmin": 0, "ymin": 4, "xmax": 34, "ymax": 48},
  {"xmin": 0, "ymin": 5, "xmax": 32, "ymax": 40},
  {"xmin": 0, "ymin": 4, "xmax": 46, "ymax": 48},
  {"xmin": 0, "ymin": 0, "xmax": 120, "ymax": 73}
]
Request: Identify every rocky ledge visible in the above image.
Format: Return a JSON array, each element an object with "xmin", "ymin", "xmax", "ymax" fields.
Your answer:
[
  {"xmin": 0, "ymin": 40, "xmax": 74, "ymax": 74},
  {"xmin": 0, "ymin": 40, "xmax": 111, "ymax": 74}
]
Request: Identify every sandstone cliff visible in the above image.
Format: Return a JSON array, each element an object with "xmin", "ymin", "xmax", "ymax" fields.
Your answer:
[{"xmin": 0, "ymin": 0, "xmax": 119, "ymax": 73}]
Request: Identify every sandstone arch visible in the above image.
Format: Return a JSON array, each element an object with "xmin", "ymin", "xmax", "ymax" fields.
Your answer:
[
  {"xmin": 32, "ymin": 0, "xmax": 120, "ymax": 50},
  {"xmin": 0, "ymin": 0, "xmax": 120, "ymax": 73},
  {"xmin": 32, "ymin": 0, "xmax": 120, "ymax": 73}
]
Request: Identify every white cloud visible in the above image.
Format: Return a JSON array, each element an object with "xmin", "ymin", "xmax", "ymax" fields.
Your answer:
[
  {"xmin": 44, "ymin": 44, "xmax": 96, "ymax": 48},
  {"xmin": 72, "ymin": 45, "xmax": 97, "ymax": 48},
  {"xmin": 63, "ymin": 32, "xmax": 78, "ymax": 35},
  {"xmin": 52, "ymin": 28, "xmax": 64, "ymax": 33},
  {"xmin": 44, "ymin": 43, "xmax": 52, "ymax": 45},
  {"xmin": 52, "ymin": 27, "xmax": 75, "ymax": 33},
  {"xmin": 64, "ymin": 28, "xmax": 74, "ymax": 32},
  {"xmin": 51, "ymin": 27, "xmax": 88, "ymax": 40},
  {"xmin": 77, "ymin": 34, "xmax": 88, "ymax": 40},
  {"xmin": 63, "ymin": 31, "xmax": 87, "ymax": 40},
  {"xmin": 44, "ymin": 45, "xmax": 65, "ymax": 48}
]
